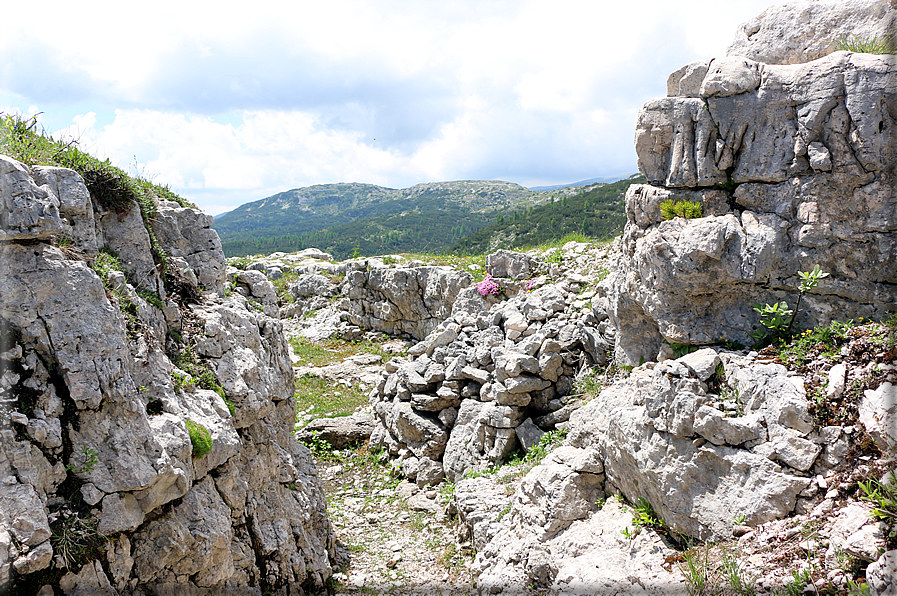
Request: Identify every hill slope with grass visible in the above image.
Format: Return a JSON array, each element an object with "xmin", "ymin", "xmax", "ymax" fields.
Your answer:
[
  {"xmin": 450, "ymin": 174, "xmax": 644, "ymax": 254},
  {"xmin": 216, "ymin": 178, "xmax": 637, "ymax": 259},
  {"xmin": 214, "ymin": 180, "xmax": 555, "ymax": 257}
]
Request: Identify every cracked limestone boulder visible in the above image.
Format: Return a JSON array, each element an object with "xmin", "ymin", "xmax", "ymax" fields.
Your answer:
[
  {"xmin": 0, "ymin": 158, "xmax": 335, "ymax": 594},
  {"xmin": 0, "ymin": 155, "xmax": 65, "ymax": 241},
  {"xmin": 151, "ymin": 200, "xmax": 227, "ymax": 294},
  {"xmin": 726, "ymin": 0, "xmax": 896, "ymax": 66},
  {"xmin": 567, "ymin": 363, "xmax": 812, "ymax": 541},
  {"xmin": 612, "ymin": 47, "xmax": 897, "ymax": 364}
]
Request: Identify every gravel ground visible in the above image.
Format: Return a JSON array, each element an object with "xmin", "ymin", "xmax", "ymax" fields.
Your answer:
[{"xmin": 315, "ymin": 448, "xmax": 477, "ymax": 595}]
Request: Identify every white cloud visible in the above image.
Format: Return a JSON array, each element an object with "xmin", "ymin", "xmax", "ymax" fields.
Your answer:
[{"xmin": 2, "ymin": 0, "xmax": 790, "ymax": 216}]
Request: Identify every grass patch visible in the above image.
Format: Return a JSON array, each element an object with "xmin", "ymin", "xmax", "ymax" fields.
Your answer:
[
  {"xmin": 186, "ymin": 419, "xmax": 213, "ymax": 458},
  {"xmin": 660, "ymin": 199, "xmax": 703, "ymax": 220},
  {"xmin": 50, "ymin": 514, "xmax": 104, "ymax": 570},
  {"xmin": 858, "ymin": 470, "xmax": 897, "ymax": 548},
  {"xmin": 391, "ymin": 252, "xmax": 488, "ymax": 282},
  {"xmin": 0, "ymin": 113, "xmax": 189, "ymax": 271},
  {"xmin": 290, "ymin": 335, "xmax": 396, "ymax": 367},
  {"xmin": 765, "ymin": 317, "xmax": 895, "ymax": 429},
  {"xmin": 294, "ymin": 373, "xmax": 368, "ymax": 421},
  {"xmin": 169, "ymin": 344, "xmax": 232, "ymax": 414},
  {"xmin": 272, "ymin": 268, "xmax": 300, "ymax": 304}
]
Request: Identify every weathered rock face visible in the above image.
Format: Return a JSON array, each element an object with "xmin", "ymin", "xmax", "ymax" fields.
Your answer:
[
  {"xmin": 565, "ymin": 351, "xmax": 830, "ymax": 541},
  {"xmin": 460, "ymin": 464, "xmax": 685, "ymax": 595},
  {"xmin": 727, "ymin": 0, "xmax": 896, "ymax": 66},
  {"xmin": 0, "ymin": 156, "xmax": 334, "ymax": 594},
  {"xmin": 367, "ymin": 243, "xmax": 619, "ymax": 484},
  {"xmin": 611, "ymin": 2, "xmax": 897, "ymax": 364},
  {"xmin": 274, "ymin": 257, "xmax": 473, "ymax": 341}
]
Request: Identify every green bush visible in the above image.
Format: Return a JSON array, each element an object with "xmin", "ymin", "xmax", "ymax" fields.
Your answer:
[
  {"xmin": 660, "ymin": 199, "xmax": 703, "ymax": 221},
  {"xmin": 185, "ymin": 419, "xmax": 213, "ymax": 458},
  {"xmin": 752, "ymin": 265, "xmax": 829, "ymax": 348}
]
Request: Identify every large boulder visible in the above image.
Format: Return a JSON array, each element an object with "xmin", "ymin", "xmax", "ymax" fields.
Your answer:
[
  {"xmin": 613, "ymin": 46, "xmax": 897, "ymax": 363},
  {"xmin": 726, "ymin": 0, "xmax": 896, "ymax": 66}
]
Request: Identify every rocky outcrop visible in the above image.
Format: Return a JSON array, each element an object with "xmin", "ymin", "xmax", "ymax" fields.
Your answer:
[
  {"xmin": 366, "ymin": 243, "xmax": 618, "ymax": 485},
  {"xmin": 242, "ymin": 255, "xmax": 474, "ymax": 342},
  {"xmin": 727, "ymin": 0, "xmax": 896, "ymax": 66},
  {"xmin": 611, "ymin": 0, "xmax": 897, "ymax": 364},
  {"xmin": 0, "ymin": 155, "xmax": 334, "ymax": 594},
  {"xmin": 454, "ymin": 3, "xmax": 897, "ymax": 591}
]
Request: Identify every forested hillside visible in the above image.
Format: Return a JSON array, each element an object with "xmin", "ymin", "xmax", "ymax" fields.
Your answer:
[
  {"xmin": 450, "ymin": 174, "xmax": 643, "ymax": 254},
  {"xmin": 215, "ymin": 180, "xmax": 549, "ymax": 256},
  {"xmin": 217, "ymin": 175, "xmax": 641, "ymax": 259}
]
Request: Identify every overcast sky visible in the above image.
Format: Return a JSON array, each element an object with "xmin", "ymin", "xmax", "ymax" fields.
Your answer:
[{"xmin": 1, "ymin": 0, "xmax": 785, "ymax": 215}]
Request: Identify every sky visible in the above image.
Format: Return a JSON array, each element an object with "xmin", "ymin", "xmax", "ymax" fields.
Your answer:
[{"xmin": 1, "ymin": 0, "xmax": 786, "ymax": 215}]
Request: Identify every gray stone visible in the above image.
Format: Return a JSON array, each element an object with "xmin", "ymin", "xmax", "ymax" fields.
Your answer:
[
  {"xmin": 515, "ymin": 418, "xmax": 545, "ymax": 453},
  {"xmin": 677, "ymin": 348, "xmax": 722, "ymax": 382},
  {"xmin": 826, "ymin": 503, "xmax": 887, "ymax": 563},
  {"xmin": 98, "ymin": 492, "xmax": 145, "ymax": 535},
  {"xmin": 667, "ymin": 60, "xmax": 711, "ymax": 98},
  {"xmin": 152, "ymin": 202, "xmax": 227, "ymax": 294},
  {"xmin": 290, "ymin": 273, "xmax": 336, "ymax": 299},
  {"xmin": 700, "ymin": 56, "xmax": 762, "ymax": 98},
  {"xmin": 0, "ymin": 155, "xmax": 64, "ymax": 241},
  {"xmin": 384, "ymin": 402, "xmax": 448, "ymax": 460},
  {"xmin": 766, "ymin": 426, "xmax": 822, "ymax": 471},
  {"xmin": 295, "ymin": 412, "xmax": 376, "ymax": 448},
  {"xmin": 487, "ymin": 250, "xmax": 532, "ymax": 280},
  {"xmin": 32, "ymin": 165, "xmax": 98, "ymax": 255},
  {"xmin": 411, "ymin": 391, "xmax": 461, "ymax": 412},
  {"xmin": 503, "ymin": 375, "xmax": 550, "ymax": 395},
  {"xmin": 860, "ymin": 382, "xmax": 897, "ymax": 456},
  {"xmin": 59, "ymin": 559, "xmax": 117, "ymax": 595},
  {"xmin": 694, "ymin": 407, "xmax": 765, "ymax": 446},
  {"xmin": 614, "ymin": 48, "xmax": 897, "ymax": 362},
  {"xmin": 567, "ymin": 367, "xmax": 811, "ymax": 541},
  {"xmin": 494, "ymin": 352, "xmax": 540, "ymax": 382},
  {"xmin": 0, "ymin": 162, "xmax": 334, "ymax": 592},
  {"xmin": 727, "ymin": 0, "xmax": 895, "ymax": 65},
  {"xmin": 866, "ymin": 548, "xmax": 897, "ymax": 596}
]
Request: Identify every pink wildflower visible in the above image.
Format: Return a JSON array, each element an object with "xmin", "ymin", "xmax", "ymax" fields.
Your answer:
[{"xmin": 477, "ymin": 274, "xmax": 500, "ymax": 297}]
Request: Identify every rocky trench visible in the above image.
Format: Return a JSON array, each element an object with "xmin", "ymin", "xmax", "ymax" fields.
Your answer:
[{"xmin": 244, "ymin": 232, "xmax": 895, "ymax": 594}]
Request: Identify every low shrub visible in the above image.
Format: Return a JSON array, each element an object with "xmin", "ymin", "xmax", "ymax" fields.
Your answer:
[
  {"xmin": 660, "ymin": 199, "xmax": 703, "ymax": 220},
  {"xmin": 186, "ymin": 419, "xmax": 213, "ymax": 458}
]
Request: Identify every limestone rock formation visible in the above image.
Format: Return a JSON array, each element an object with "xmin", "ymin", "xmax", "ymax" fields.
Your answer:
[
  {"xmin": 727, "ymin": 0, "xmax": 896, "ymax": 66},
  {"xmin": 0, "ymin": 156, "xmax": 334, "ymax": 594},
  {"xmin": 366, "ymin": 243, "xmax": 618, "ymax": 484},
  {"xmin": 268, "ymin": 256, "xmax": 473, "ymax": 341},
  {"xmin": 612, "ymin": 0, "xmax": 897, "ymax": 364}
]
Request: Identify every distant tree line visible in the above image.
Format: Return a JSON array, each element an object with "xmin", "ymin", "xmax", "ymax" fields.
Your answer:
[
  {"xmin": 450, "ymin": 175, "xmax": 643, "ymax": 254},
  {"xmin": 221, "ymin": 174, "xmax": 645, "ymax": 259}
]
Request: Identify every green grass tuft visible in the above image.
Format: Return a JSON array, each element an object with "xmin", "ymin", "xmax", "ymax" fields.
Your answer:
[
  {"xmin": 660, "ymin": 199, "xmax": 703, "ymax": 220},
  {"xmin": 835, "ymin": 33, "xmax": 897, "ymax": 54},
  {"xmin": 185, "ymin": 419, "xmax": 213, "ymax": 458}
]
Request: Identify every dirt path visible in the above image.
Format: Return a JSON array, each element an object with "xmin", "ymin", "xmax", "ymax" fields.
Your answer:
[{"xmin": 314, "ymin": 448, "xmax": 476, "ymax": 595}]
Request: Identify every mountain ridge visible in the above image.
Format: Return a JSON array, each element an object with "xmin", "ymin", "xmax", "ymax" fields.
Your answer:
[{"xmin": 214, "ymin": 178, "xmax": 622, "ymax": 258}]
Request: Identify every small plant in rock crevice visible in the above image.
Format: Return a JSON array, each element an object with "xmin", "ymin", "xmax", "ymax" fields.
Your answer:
[
  {"xmin": 65, "ymin": 445, "xmax": 99, "ymax": 475},
  {"xmin": 858, "ymin": 470, "xmax": 897, "ymax": 548},
  {"xmin": 476, "ymin": 273, "xmax": 501, "ymax": 297},
  {"xmin": 835, "ymin": 32, "xmax": 897, "ymax": 54},
  {"xmin": 660, "ymin": 199, "xmax": 703, "ymax": 220},
  {"xmin": 50, "ymin": 513, "xmax": 104, "ymax": 570},
  {"xmin": 186, "ymin": 419, "xmax": 213, "ymax": 458},
  {"xmin": 752, "ymin": 265, "xmax": 829, "ymax": 348}
]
